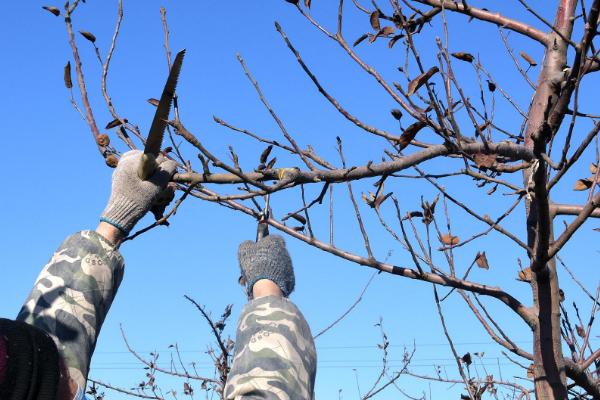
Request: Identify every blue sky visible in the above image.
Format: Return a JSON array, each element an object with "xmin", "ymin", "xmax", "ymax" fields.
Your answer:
[{"xmin": 1, "ymin": 1, "xmax": 598, "ymax": 399}]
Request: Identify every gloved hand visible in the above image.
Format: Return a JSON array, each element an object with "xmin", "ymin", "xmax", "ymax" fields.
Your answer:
[
  {"xmin": 100, "ymin": 150, "xmax": 177, "ymax": 234},
  {"xmin": 238, "ymin": 235, "xmax": 295, "ymax": 299}
]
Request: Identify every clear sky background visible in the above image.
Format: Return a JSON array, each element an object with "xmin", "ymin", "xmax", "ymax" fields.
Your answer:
[{"xmin": 1, "ymin": 1, "xmax": 598, "ymax": 399}]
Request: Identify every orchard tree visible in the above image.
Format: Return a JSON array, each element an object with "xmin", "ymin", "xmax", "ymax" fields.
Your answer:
[{"xmin": 45, "ymin": 0, "xmax": 600, "ymax": 398}]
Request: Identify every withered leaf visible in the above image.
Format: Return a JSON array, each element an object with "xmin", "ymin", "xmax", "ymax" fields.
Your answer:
[
  {"xmin": 398, "ymin": 121, "xmax": 426, "ymax": 150},
  {"xmin": 407, "ymin": 66, "xmax": 439, "ymax": 96},
  {"xmin": 379, "ymin": 26, "xmax": 395, "ymax": 36},
  {"xmin": 362, "ymin": 191, "xmax": 376, "ymax": 207},
  {"xmin": 370, "ymin": 10, "xmax": 381, "ymax": 30},
  {"xmin": 368, "ymin": 26, "xmax": 395, "ymax": 43},
  {"xmin": 573, "ymin": 178, "xmax": 593, "ymax": 191},
  {"xmin": 461, "ymin": 353, "xmax": 472, "ymax": 366},
  {"xmin": 406, "ymin": 211, "xmax": 423, "ymax": 219},
  {"xmin": 374, "ymin": 192, "xmax": 392, "ymax": 209},
  {"xmin": 79, "ymin": 30, "xmax": 97, "ymax": 43},
  {"xmin": 473, "ymin": 153, "xmax": 496, "ymax": 169},
  {"xmin": 284, "ymin": 0, "xmax": 300, "ymax": 3},
  {"xmin": 590, "ymin": 162, "xmax": 598, "ymax": 174},
  {"xmin": 147, "ymin": 98, "xmax": 160, "ymax": 106},
  {"xmin": 517, "ymin": 267, "xmax": 532, "ymax": 282},
  {"xmin": 474, "ymin": 251, "xmax": 489, "ymax": 269},
  {"xmin": 105, "ymin": 154, "xmax": 119, "ymax": 168},
  {"xmin": 487, "ymin": 80, "xmax": 496, "ymax": 92},
  {"xmin": 64, "ymin": 61, "xmax": 72, "ymax": 89},
  {"xmin": 353, "ymin": 33, "xmax": 369, "ymax": 47},
  {"xmin": 519, "ymin": 51, "xmax": 537, "ymax": 66},
  {"xmin": 576, "ymin": 324, "xmax": 586, "ymax": 338},
  {"xmin": 266, "ymin": 157, "xmax": 277, "ymax": 169},
  {"xmin": 183, "ymin": 382, "xmax": 193, "ymax": 395},
  {"xmin": 421, "ymin": 194, "xmax": 439, "ymax": 225},
  {"xmin": 526, "ymin": 364, "xmax": 535, "ymax": 378},
  {"xmin": 304, "ymin": 0, "xmax": 311, "ymax": 8},
  {"xmin": 388, "ymin": 34, "xmax": 404, "ymax": 48},
  {"xmin": 440, "ymin": 233, "xmax": 459, "ymax": 246},
  {"xmin": 42, "ymin": 6, "xmax": 60, "ymax": 16},
  {"xmin": 451, "ymin": 52, "xmax": 474, "ymax": 63},
  {"xmin": 390, "ymin": 108, "xmax": 403, "ymax": 120},
  {"xmin": 260, "ymin": 145, "xmax": 273, "ymax": 164},
  {"xmin": 289, "ymin": 213, "xmax": 307, "ymax": 225},
  {"xmin": 96, "ymin": 134, "xmax": 110, "ymax": 147},
  {"xmin": 105, "ymin": 118, "xmax": 126, "ymax": 129}
]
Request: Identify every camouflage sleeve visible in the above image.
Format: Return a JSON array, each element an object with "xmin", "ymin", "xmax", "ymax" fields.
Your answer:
[
  {"xmin": 16, "ymin": 230, "xmax": 125, "ymax": 391},
  {"xmin": 224, "ymin": 296, "xmax": 317, "ymax": 400}
]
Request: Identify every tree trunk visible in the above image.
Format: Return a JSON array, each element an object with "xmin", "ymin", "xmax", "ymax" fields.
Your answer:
[{"xmin": 523, "ymin": 1, "xmax": 577, "ymax": 398}]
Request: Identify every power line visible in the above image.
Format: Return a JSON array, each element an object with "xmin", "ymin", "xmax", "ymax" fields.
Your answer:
[{"xmin": 95, "ymin": 339, "xmax": 555, "ymax": 354}]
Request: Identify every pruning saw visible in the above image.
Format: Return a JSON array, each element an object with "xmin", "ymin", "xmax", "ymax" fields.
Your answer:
[{"xmin": 138, "ymin": 49, "xmax": 186, "ymax": 180}]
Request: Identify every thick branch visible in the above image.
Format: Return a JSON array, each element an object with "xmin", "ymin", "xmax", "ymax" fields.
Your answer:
[
  {"xmin": 412, "ymin": 0, "xmax": 548, "ymax": 45},
  {"xmin": 552, "ymin": 203, "xmax": 600, "ymax": 218},
  {"xmin": 173, "ymin": 141, "xmax": 534, "ymax": 185},
  {"xmin": 564, "ymin": 359, "xmax": 600, "ymax": 398}
]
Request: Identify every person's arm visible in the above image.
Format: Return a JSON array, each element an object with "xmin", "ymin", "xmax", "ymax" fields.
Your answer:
[
  {"xmin": 224, "ymin": 236, "xmax": 317, "ymax": 400},
  {"xmin": 16, "ymin": 229, "xmax": 125, "ymax": 397},
  {"xmin": 16, "ymin": 150, "xmax": 177, "ymax": 398}
]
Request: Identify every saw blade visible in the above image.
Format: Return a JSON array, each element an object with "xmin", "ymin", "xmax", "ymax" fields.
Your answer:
[{"xmin": 144, "ymin": 49, "xmax": 186, "ymax": 157}]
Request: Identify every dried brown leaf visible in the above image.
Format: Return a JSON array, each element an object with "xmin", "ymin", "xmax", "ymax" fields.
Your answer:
[
  {"xmin": 407, "ymin": 66, "xmax": 439, "ymax": 96},
  {"xmin": 289, "ymin": 213, "xmax": 307, "ymax": 224},
  {"xmin": 487, "ymin": 80, "xmax": 496, "ymax": 92},
  {"xmin": 398, "ymin": 121, "xmax": 426, "ymax": 150},
  {"xmin": 451, "ymin": 52, "xmax": 474, "ymax": 63},
  {"xmin": 266, "ymin": 157, "xmax": 277, "ymax": 169},
  {"xmin": 96, "ymin": 134, "xmax": 110, "ymax": 147},
  {"xmin": 380, "ymin": 26, "xmax": 395, "ymax": 36},
  {"xmin": 461, "ymin": 352, "xmax": 472, "ymax": 366},
  {"xmin": 590, "ymin": 162, "xmax": 598, "ymax": 175},
  {"xmin": 388, "ymin": 34, "xmax": 404, "ymax": 48},
  {"xmin": 370, "ymin": 10, "xmax": 381, "ymax": 30},
  {"xmin": 390, "ymin": 109, "xmax": 403, "ymax": 120},
  {"xmin": 374, "ymin": 192, "xmax": 392, "ymax": 209},
  {"xmin": 259, "ymin": 145, "xmax": 273, "ymax": 164},
  {"xmin": 304, "ymin": 0, "xmax": 311, "ymax": 8},
  {"xmin": 517, "ymin": 267, "xmax": 532, "ymax": 282},
  {"xmin": 79, "ymin": 30, "xmax": 97, "ymax": 43},
  {"xmin": 105, "ymin": 154, "xmax": 119, "ymax": 168},
  {"xmin": 474, "ymin": 251, "xmax": 489, "ymax": 269},
  {"xmin": 353, "ymin": 33, "xmax": 369, "ymax": 47},
  {"xmin": 440, "ymin": 233, "xmax": 459, "ymax": 246},
  {"xmin": 573, "ymin": 178, "xmax": 593, "ymax": 191},
  {"xmin": 63, "ymin": 61, "xmax": 72, "ymax": 89},
  {"xmin": 526, "ymin": 364, "xmax": 534, "ymax": 378},
  {"xmin": 473, "ymin": 153, "xmax": 496, "ymax": 169},
  {"xmin": 147, "ymin": 98, "xmax": 160, "ymax": 107},
  {"xmin": 576, "ymin": 324, "xmax": 586, "ymax": 338},
  {"xmin": 42, "ymin": 6, "xmax": 60, "ymax": 16},
  {"xmin": 105, "ymin": 118, "xmax": 126, "ymax": 129},
  {"xmin": 519, "ymin": 51, "xmax": 537, "ymax": 66}
]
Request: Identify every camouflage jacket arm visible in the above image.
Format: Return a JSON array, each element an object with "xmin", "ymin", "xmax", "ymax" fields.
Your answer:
[
  {"xmin": 16, "ymin": 231, "xmax": 124, "ymax": 391},
  {"xmin": 224, "ymin": 296, "xmax": 317, "ymax": 400}
]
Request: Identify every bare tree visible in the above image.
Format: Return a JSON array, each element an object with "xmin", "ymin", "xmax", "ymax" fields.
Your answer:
[{"xmin": 43, "ymin": 0, "xmax": 600, "ymax": 398}]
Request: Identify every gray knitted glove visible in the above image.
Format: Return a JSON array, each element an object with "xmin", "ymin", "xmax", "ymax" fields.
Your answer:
[
  {"xmin": 238, "ymin": 235, "xmax": 295, "ymax": 299},
  {"xmin": 100, "ymin": 150, "xmax": 177, "ymax": 234}
]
